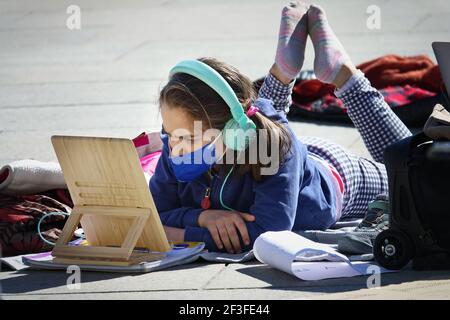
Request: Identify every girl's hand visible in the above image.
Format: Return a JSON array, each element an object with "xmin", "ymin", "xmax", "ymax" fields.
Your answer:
[
  {"xmin": 163, "ymin": 226, "xmax": 185, "ymax": 242},
  {"xmin": 198, "ymin": 210, "xmax": 256, "ymax": 254}
]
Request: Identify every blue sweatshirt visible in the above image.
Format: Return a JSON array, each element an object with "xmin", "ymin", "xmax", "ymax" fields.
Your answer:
[{"xmin": 149, "ymin": 98, "xmax": 339, "ymax": 252}]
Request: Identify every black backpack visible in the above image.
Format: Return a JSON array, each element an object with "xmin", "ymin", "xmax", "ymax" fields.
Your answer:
[{"xmin": 374, "ymin": 132, "xmax": 450, "ymax": 270}]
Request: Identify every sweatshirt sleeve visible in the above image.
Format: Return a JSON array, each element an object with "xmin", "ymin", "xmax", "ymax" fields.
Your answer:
[
  {"xmin": 149, "ymin": 145, "xmax": 203, "ymax": 228},
  {"xmin": 184, "ymin": 144, "xmax": 302, "ymax": 252}
]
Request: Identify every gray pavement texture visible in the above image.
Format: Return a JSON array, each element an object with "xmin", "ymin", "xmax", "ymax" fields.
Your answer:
[{"xmin": 1, "ymin": 0, "xmax": 450, "ymax": 300}]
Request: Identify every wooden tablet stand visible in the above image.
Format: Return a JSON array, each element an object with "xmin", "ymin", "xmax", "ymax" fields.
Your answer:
[{"xmin": 51, "ymin": 135, "xmax": 172, "ymax": 266}]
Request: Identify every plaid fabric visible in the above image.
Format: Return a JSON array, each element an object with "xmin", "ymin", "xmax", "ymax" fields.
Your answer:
[
  {"xmin": 258, "ymin": 71, "xmax": 413, "ymax": 219},
  {"xmin": 382, "ymin": 85, "xmax": 436, "ymax": 107},
  {"xmin": 336, "ymin": 72, "xmax": 413, "ymax": 164},
  {"xmin": 290, "ymin": 83, "xmax": 436, "ymax": 118},
  {"xmin": 295, "ymin": 94, "xmax": 346, "ymax": 114},
  {"xmin": 0, "ymin": 191, "xmax": 72, "ymax": 257},
  {"xmin": 300, "ymin": 135, "xmax": 390, "ymax": 219},
  {"xmin": 258, "ymin": 73, "xmax": 295, "ymax": 113}
]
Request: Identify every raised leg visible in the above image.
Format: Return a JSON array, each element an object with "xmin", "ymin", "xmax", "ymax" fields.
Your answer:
[
  {"xmin": 258, "ymin": 1, "xmax": 309, "ymax": 113},
  {"xmin": 307, "ymin": 4, "xmax": 412, "ymax": 163}
]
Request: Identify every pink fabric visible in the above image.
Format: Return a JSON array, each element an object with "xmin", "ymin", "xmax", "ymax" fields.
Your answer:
[
  {"xmin": 131, "ymin": 131, "xmax": 164, "ymax": 177},
  {"xmin": 327, "ymin": 164, "xmax": 344, "ymax": 194},
  {"xmin": 139, "ymin": 151, "xmax": 162, "ymax": 176},
  {"xmin": 246, "ymin": 105, "xmax": 259, "ymax": 117},
  {"xmin": 132, "ymin": 132, "xmax": 150, "ymax": 148}
]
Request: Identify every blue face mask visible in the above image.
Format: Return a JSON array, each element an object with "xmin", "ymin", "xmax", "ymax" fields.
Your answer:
[{"xmin": 163, "ymin": 132, "xmax": 221, "ymax": 182}]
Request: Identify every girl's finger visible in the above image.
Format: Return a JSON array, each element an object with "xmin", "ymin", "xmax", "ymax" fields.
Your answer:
[
  {"xmin": 217, "ymin": 223, "xmax": 234, "ymax": 253},
  {"xmin": 225, "ymin": 223, "xmax": 242, "ymax": 254},
  {"xmin": 208, "ymin": 226, "xmax": 224, "ymax": 250},
  {"xmin": 232, "ymin": 216, "xmax": 250, "ymax": 246},
  {"xmin": 238, "ymin": 212, "xmax": 256, "ymax": 222}
]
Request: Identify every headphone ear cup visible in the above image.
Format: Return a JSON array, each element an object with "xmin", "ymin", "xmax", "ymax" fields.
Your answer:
[{"xmin": 223, "ymin": 119, "xmax": 257, "ymax": 151}]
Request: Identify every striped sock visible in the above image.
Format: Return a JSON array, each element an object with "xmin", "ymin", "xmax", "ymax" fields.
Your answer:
[
  {"xmin": 274, "ymin": 1, "xmax": 310, "ymax": 79},
  {"xmin": 308, "ymin": 4, "xmax": 352, "ymax": 84}
]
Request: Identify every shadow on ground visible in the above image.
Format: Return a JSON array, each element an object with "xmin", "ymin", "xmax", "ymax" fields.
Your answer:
[
  {"xmin": 2, "ymin": 259, "xmax": 450, "ymax": 297},
  {"xmin": 234, "ymin": 261, "xmax": 450, "ymax": 294},
  {"xmin": 0, "ymin": 262, "xmax": 205, "ymax": 295}
]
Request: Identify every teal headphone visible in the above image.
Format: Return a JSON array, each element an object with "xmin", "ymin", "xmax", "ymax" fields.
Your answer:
[{"xmin": 169, "ymin": 59, "xmax": 257, "ymax": 151}]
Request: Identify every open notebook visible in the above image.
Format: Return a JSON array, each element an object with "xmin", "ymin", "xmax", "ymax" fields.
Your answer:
[
  {"xmin": 0, "ymin": 239, "xmax": 205, "ymax": 273},
  {"xmin": 253, "ymin": 231, "xmax": 398, "ymax": 281}
]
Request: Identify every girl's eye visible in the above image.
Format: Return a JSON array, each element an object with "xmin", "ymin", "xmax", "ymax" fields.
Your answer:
[{"xmin": 169, "ymin": 136, "xmax": 184, "ymax": 143}]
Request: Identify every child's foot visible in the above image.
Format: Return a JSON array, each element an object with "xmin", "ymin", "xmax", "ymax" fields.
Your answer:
[
  {"xmin": 308, "ymin": 4, "xmax": 354, "ymax": 84},
  {"xmin": 274, "ymin": 1, "xmax": 310, "ymax": 80}
]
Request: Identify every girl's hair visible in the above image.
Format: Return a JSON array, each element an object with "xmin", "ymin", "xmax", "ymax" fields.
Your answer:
[{"xmin": 159, "ymin": 57, "xmax": 292, "ymax": 182}]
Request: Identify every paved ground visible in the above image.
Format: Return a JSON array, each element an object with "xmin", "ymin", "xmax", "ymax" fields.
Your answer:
[{"xmin": 1, "ymin": 0, "xmax": 450, "ymax": 299}]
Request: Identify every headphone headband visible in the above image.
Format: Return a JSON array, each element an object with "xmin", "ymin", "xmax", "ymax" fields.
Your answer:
[{"xmin": 169, "ymin": 60, "xmax": 256, "ymax": 131}]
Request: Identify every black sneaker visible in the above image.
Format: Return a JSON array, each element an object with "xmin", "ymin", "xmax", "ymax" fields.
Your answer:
[
  {"xmin": 338, "ymin": 194, "xmax": 390, "ymax": 255},
  {"xmin": 356, "ymin": 193, "xmax": 390, "ymax": 232}
]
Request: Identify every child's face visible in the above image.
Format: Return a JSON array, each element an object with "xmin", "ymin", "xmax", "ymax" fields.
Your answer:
[{"xmin": 161, "ymin": 103, "xmax": 222, "ymax": 157}]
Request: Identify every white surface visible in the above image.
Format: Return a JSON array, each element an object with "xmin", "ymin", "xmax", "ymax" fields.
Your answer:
[{"xmin": 254, "ymin": 231, "xmax": 395, "ymax": 280}]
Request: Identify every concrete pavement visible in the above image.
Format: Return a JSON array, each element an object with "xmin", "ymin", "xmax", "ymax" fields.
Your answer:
[{"xmin": 1, "ymin": 0, "xmax": 450, "ymax": 299}]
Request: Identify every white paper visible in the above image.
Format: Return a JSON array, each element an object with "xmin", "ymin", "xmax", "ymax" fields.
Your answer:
[
  {"xmin": 199, "ymin": 250, "xmax": 254, "ymax": 263},
  {"xmin": 292, "ymin": 261, "xmax": 369, "ymax": 281},
  {"xmin": 0, "ymin": 255, "xmax": 30, "ymax": 271},
  {"xmin": 254, "ymin": 231, "xmax": 395, "ymax": 281}
]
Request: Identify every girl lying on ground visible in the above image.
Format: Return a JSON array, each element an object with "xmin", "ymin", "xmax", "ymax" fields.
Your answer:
[{"xmin": 150, "ymin": 2, "xmax": 412, "ymax": 253}]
